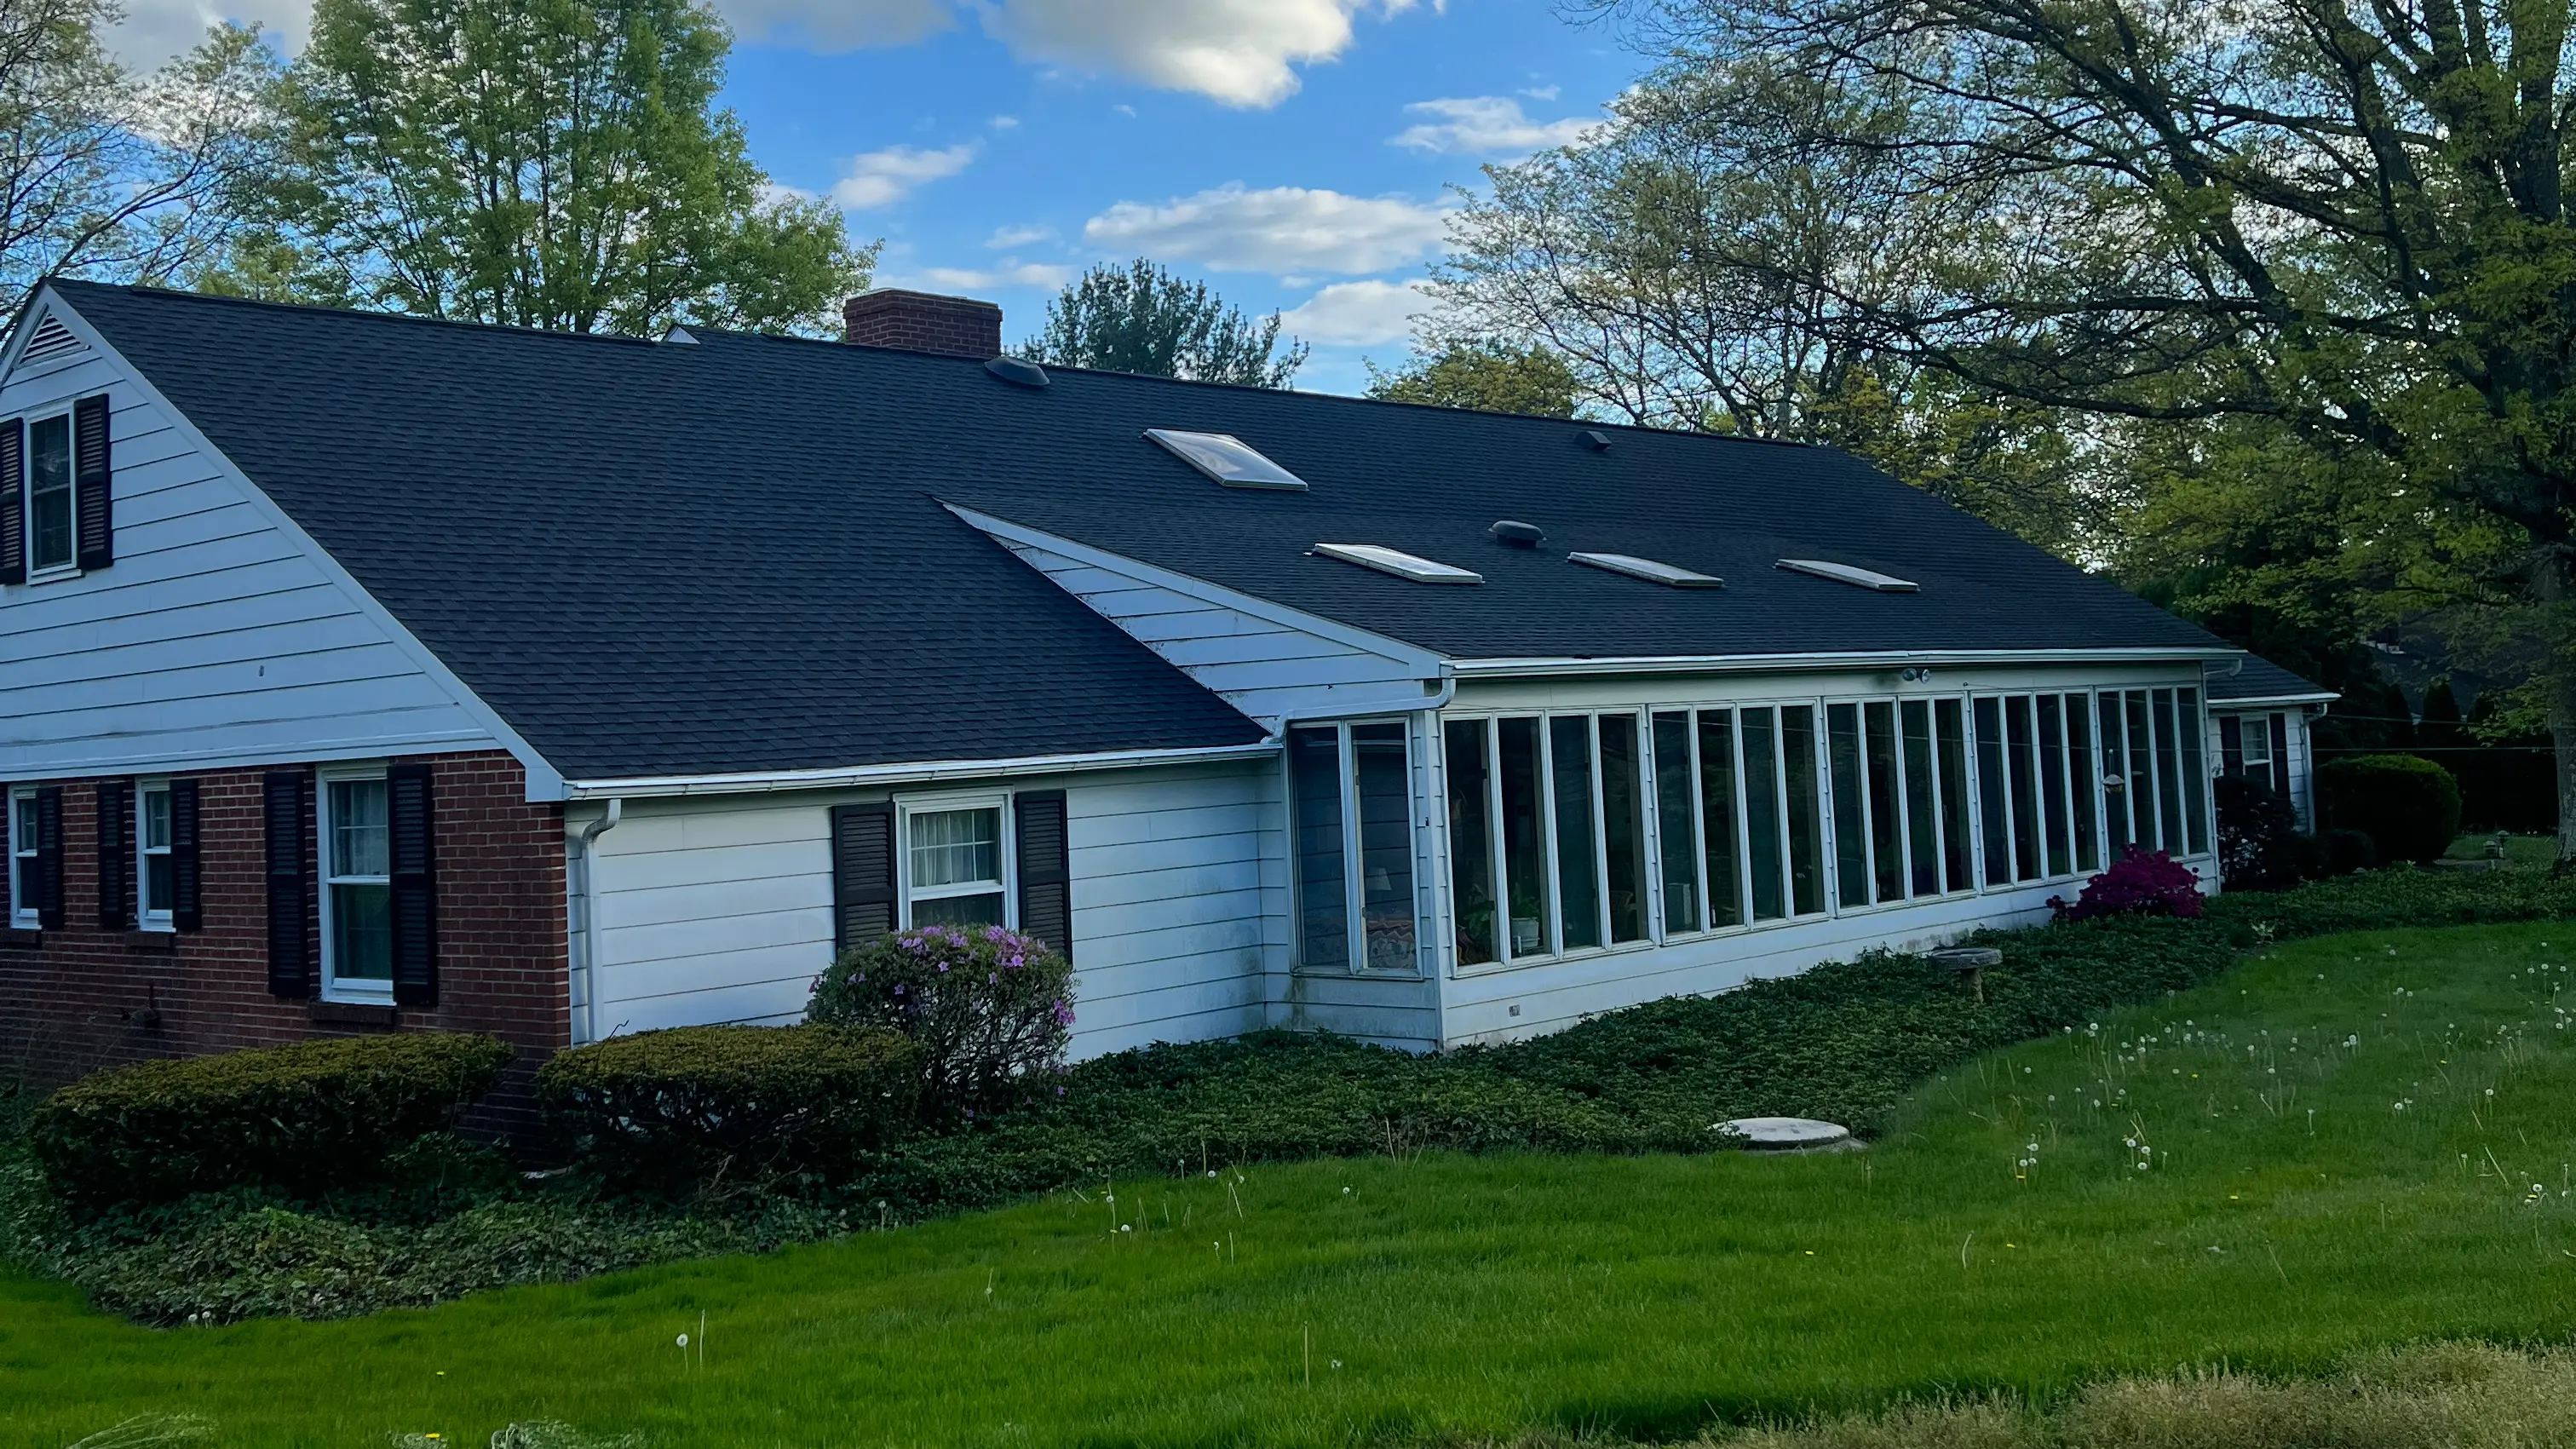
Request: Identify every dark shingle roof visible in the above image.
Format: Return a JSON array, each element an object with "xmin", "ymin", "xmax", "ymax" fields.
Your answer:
[
  {"xmin": 2206, "ymin": 654, "xmax": 2337, "ymax": 704},
  {"xmin": 55, "ymin": 282, "xmax": 2232, "ymax": 778}
]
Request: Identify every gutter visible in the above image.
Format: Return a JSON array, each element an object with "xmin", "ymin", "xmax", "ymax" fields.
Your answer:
[
  {"xmin": 1446, "ymin": 647, "xmax": 2242, "ymax": 681},
  {"xmin": 562, "ymin": 739, "xmax": 1282, "ymax": 801},
  {"xmin": 568, "ymin": 799, "xmax": 622, "ymax": 1045}
]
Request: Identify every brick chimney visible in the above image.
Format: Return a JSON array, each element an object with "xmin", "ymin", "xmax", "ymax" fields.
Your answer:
[{"xmin": 842, "ymin": 289, "xmax": 1003, "ymax": 358}]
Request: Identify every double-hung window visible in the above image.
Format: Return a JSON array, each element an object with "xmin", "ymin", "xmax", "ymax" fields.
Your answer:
[
  {"xmin": 1291, "ymin": 722, "xmax": 1418, "ymax": 972},
  {"xmin": 1825, "ymin": 698, "xmax": 1975, "ymax": 909},
  {"xmin": 320, "ymin": 770, "xmax": 394, "ymax": 998},
  {"xmin": 137, "ymin": 782, "xmax": 174, "ymax": 929},
  {"xmin": 24, "ymin": 411, "xmax": 73, "ymax": 576},
  {"xmin": 8, "ymin": 787, "xmax": 36, "ymax": 928},
  {"xmin": 902, "ymin": 798, "xmax": 1009, "ymax": 928}
]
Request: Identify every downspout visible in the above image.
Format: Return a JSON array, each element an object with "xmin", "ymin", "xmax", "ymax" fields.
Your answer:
[{"xmin": 570, "ymin": 799, "xmax": 623, "ymax": 1046}]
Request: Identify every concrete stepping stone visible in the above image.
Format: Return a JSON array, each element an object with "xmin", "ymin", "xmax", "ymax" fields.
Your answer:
[{"xmin": 1716, "ymin": 1116, "xmax": 1857, "ymax": 1152}]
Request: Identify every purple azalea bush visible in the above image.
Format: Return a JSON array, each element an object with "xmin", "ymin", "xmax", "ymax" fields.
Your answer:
[
  {"xmin": 808, "ymin": 925, "xmax": 1075, "ymax": 1111},
  {"xmin": 2055, "ymin": 847, "xmax": 2205, "ymax": 923}
]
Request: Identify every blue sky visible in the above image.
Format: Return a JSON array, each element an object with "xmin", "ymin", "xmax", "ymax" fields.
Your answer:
[{"xmin": 117, "ymin": 1, "xmax": 1641, "ymax": 394}]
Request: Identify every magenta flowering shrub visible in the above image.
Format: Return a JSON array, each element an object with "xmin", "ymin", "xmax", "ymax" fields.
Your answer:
[
  {"xmin": 2056, "ymin": 847, "xmax": 2205, "ymax": 923},
  {"xmin": 807, "ymin": 925, "xmax": 1075, "ymax": 1110}
]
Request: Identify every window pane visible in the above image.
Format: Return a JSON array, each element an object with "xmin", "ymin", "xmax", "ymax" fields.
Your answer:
[
  {"xmin": 2179, "ymin": 688, "xmax": 2210, "ymax": 854},
  {"xmin": 1498, "ymin": 717, "xmax": 1550, "ymax": 957},
  {"xmin": 1600, "ymin": 714, "xmax": 1647, "ymax": 944},
  {"xmin": 1445, "ymin": 721, "xmax": 1498, "ymax": 966},
  {"xmin": 913, "ymin": 891, "xmax": 1004, "ymax": 928},
  {"xmin": 143, "ymin": 790, "xmax": 171, "ymax": 850},
  {"xmin": 1353, "ymin": 723, "xmax": 1416, "ymax": 970},
  {"xmin": 28, "ymin": 414, "xmax": 71, "ymax": 571},
  {"xmin": 1550, "ymin": 716, "xmax": 1602, "ymax": 950},
  {"xmin": 1864, "ymin": 701, "xmax": 1903, "ymax": 903},
  {"xmin": 910, "ymin": 808, "xmax": 1001, "ymax": 889},
  {"xmin": 2127, "ymin": 692, "xmax": 2157, "ymax": 849},
  {"xmin": 2067, "ymin": 698, "xmax": 2100, "ymax": 872},
  {"xmin": 2099, "ymin": 694, "xmax": 2133, "ymax": 848},
  {"xmin": 2037, "ymin": 695, "xmax": 2072, "ymax": 877},
  {"xmin": 1935, "ymin": 699, "xmax": 1972, "ymax": 894},
  {"xmin": 2240, "ymin": 716, "xmax": 2271, "ymax": 767},
  {"xmin": 1742, "ymin": 708, "xmax": 1786, "ymax": 922},
  {"xmin": 1781, "ymin": 705, "xmax": 1826, "ymax": 917},
  {"xmin": 331, "ymin": 882, "xmax": 393, "ymax": 980},
  {"xmin": 146, "ymin": 856, "xmax": 174, "ymax": 914},
  {"xmin": 2004, "ymin": 697, "xmax": 2040, "ymax": 882},
  {"xmin": 1653, "ymin": 712, "xmax": 1700, "ymax": 934},
  {"xmin": 1697, "ymin": 710, "xmax": 1743, "ymax": 929},
  {"xmin": 1827, "ymin": 703, "xmax": 1869, "ymax": 909},
  {"xmin": 1289, "ymin": 727, "xmax": 1348, "ymax": 970},
  {"xmin": 1902, "ymin": 700, "xmax": 1941, "ymax": 896},
  {"xmin": 329, "ymin": 779, "xmax": 389, "ymax": 879},
  {"xmin": 1974, "ymin": 697, "xmax": 2010, "ymax": 887},
  {"xmin": 2153, "ymin": 689, "xmax": 2184, "ymax": 852}
]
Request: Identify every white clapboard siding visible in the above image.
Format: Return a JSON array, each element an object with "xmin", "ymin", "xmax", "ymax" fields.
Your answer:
[
  {"xmin": 0, "ymin": 302, "xmax": 510, "ymax": 778},
  {"xmin": 583, "ymin": 759, "xmax": 1287, "ymax": 1057}
]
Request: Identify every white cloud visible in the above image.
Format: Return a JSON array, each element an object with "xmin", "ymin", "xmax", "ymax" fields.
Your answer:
[
  {"xmin": 716, "ymin": 0, "xmax": 952, "ymax": 50},
  {"xmin": 1279, "ymin": 279, "xmax": 1438, "ymax": 347},
  {"xmin": 1391, "ymin": 96, "xmax": 1596, "ymax": 157},
  {"xmin": 986, "ymin": 224, "xmax": 1058, "ymax": 249},
  {"xmin": 108, "ymin": 0, "xmax": 307, "ymax": 67},
  {"xmin": 1521, "ymin": 83, "xmax": 1561, "ymax": 101},
  {"xmin": 988, "ymin": 114, "xmax": 1021, "ymax": 129},
  {"xmin": 907, "ymin": 262, "xmax": 1077, "ymax": 291},
  {"xmin": 1084, "ymin": 184, "xmax": 1448, "ymax": 275},
  {"xmin": 980, "ymin": 0, "xmax": 1413, "ymax": 108},
  {"xmin": 831, "ymin": 143, "xmax": 980, "ymax": 210}
]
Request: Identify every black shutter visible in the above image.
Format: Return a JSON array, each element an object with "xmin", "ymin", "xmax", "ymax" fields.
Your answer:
[
  {"xmin": 170, "ymin": 779, "xmax": 202, "ymax": 932},
  {"xmin": 2218, "ymin": 716, "xmax": 2244, "ymax": 778},
  {"xmin": 95, "ymin": 779, "xmax": 132, "ymax": 929},
  {"xmin": 34, "ymin": 786, "xmax": 62, "ymax": 929},
  {"xmin": 264, "ymin": 769, "xmax": 310, "ymax": 998},
  {"xmin": 830, "ymin": 802, "xmax": 896, "ymax": 952},
  {"xmin": 0, "ymin": 417, "xmax": 22, "ymax": 587},
  {"xmin": 387, "ymin": 763, "xmax": 438, "ymax": 1007},
  {"xmin": 1014, "ymin": 790, "xmax": 1072, "ymax": 960},
  {"xmin": 72, "ymin": 394, "xmax": 110, "ymax": 572},
  {"xmin": 2269, "ymin": 714, "xmax": 2293, "ymax": 799}
]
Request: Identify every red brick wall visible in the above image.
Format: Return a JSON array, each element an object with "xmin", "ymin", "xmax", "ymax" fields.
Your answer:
[
  {"xmin": 842, "ymin": 289, "xmax": 1003, "ymax": 358},
  {"xmin": 0, "ymin": 750, "xmax": 567, "ymax": 1136}
]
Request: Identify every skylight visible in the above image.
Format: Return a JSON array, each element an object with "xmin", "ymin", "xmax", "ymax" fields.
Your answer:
[
  {"xmin": 1570, "ymin": 552, "xmax": 1724, "ymax": 589},
  {"xmin": 1310, "ymin": 543, "xmax": 1482, "ymax": 584},
  {"xmin": 1776, "ymin": 558, "xmax": 1918, "ymax": 593},
  {"xmin": 1145, "ymin": 428, "xmax": 1308, "ymax": 491}
]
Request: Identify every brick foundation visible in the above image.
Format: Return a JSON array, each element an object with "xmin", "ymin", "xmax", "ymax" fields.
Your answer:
[{"xmin": 0, "ymin": 750, "xmax": 567, "ymax": 1139}]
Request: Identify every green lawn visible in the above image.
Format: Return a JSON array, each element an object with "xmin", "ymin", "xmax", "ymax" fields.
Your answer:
[
  {"xmin": 2445, "ymin": 831, "xmax": 2561, "ymax": 867},
  {"xmin": 10, "ymin": 923, "xmax": 2576, "ymax": 1449}
]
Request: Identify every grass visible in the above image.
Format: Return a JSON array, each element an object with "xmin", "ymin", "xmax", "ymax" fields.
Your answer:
[
  {"xmin": 2445, "ymin": 831, "xmax": 2561, "ymax": 867},
  {"xmin": 9, "ymin": 919, "xmax": 2576, "ymax": 1448}
]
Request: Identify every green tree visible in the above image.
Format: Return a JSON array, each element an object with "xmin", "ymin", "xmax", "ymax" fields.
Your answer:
[
  {"xmin": 248, "ymin": 0, "xmax": 869, "ymax": 335},
  {"xmin": 1020, "ymin": 259, "xmax": 1307, "ymax": 387},
  {"xmin": 1365, "ymin": 341, "xmax": 1581, "ymax": 418},
  {"xmin": 0, "ymin": 1, "xmax": 274, "ymax": 315}
]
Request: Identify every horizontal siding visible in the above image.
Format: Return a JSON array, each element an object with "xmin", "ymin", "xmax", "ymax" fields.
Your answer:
[{"xmin": 0, "ymin": 316, "xmax": 503, "ymax": 776}]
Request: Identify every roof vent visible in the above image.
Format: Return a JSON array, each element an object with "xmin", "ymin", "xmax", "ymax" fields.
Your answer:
[
  {"xmin": 1145, "ymin": 428, "xmax": 1307, "ymax": 490},
  {"xmin": 1310, "ymin": 543, "xmax": 1482, "ymax": 585},
  {"xmin": 1489, "ymin": 520, "xmax": 1546, "ymax": 548},
  {"xmin": 661, "ymin": 325, "xmax": 700, "ymax": 346},
  {"xmin": 1582, "ymin": 428, "xmax": 1613, "ymax": 451},
  {"xmin": 986, "ymin": 355, "xmax": 1049, "ymax": 388},
  {"xmin": 1570, "ymin": 551, "xmax": 1723, "ymax": 589},
  {"xmin": 18, "ymin": 313, "xmax": 84, "ymax": 365},
  {"xmin": 1777, "ymin": 558, "xmax": 1918, "ymax": 593}
]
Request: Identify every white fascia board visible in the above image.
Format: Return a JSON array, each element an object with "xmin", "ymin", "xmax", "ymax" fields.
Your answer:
[
  {"xmin": 2211, "ymin": 693, "xmax": 2341, "ymax": 709},
  {"xmin": 562, "ymin": 739, "xmax": 1283, "ymax": 800},
  {"xmin": 943, "ymin": 502, "xmax": 1452, "ymax": 677},
  {"xmin": 33, "ymin": 285, "xmax": 574, "ymax": 802},
  {"xmin": 1450, "ymin": 647, "xmax": 2242, "ymax": 679}
]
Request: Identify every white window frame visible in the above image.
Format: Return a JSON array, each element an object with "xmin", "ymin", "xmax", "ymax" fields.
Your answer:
[
  {"xmin": 894, "ymin": 791, "xmax": 1015, "ymax": 931},
  {"xmin": 136, "ymin": 779, "xmax": 173, "ymax": 931},
  {"xmin": 2240, "ymin": 714, "xmax": 2276, "ymax": 770},
  {"xmin": 20, "ymin": 405, "xmax": 78, "ymax": 582},
  {"xmin": 317, "ymin": 763, "xmax": 393, "ymax": 1003},
  {"xmin": 1287, "ymin": 718, "xmax": 1425, "ymax": 975},
  {"xmin": 8, "ymin": 785, "xmax": 37, "ymax": 929}
]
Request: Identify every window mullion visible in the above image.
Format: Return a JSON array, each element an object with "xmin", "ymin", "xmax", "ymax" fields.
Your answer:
[
  {"xmin": 1340, "ymin": 723, "xmax": 1364, "ymax": 973},
  {"xmin": 1588, "ymin": 716, "xmax": 1611, "ymax": 947},
  {"xmin": 1537, "ymin": 715, "xmax": 1562, "ymax": 956},
  {"xmin": 1640, "ymin": 710, "xmax": 1665, "ymax": 946},
  {"xmin": 1485, "ymin": 717, "xmax": 1509, "ymax": 963}
]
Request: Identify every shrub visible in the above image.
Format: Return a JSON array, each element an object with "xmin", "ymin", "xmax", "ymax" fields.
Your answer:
[
  {"xmin": 26, "ymin": 1033, "xmax": 512, "ymax": 1210},
  {"xmin": 2056, "ymin": 848, "xmax": 2205, "ymax": 922},
  {"xmin": 537, "ymin": 1025, "xmax": 920, "ymax": 1193},
  {"xmin": 2216, "ymin": 775, "xmax": 2299, "ymax": 889},
  {"xmin": 808, "ymin": 925, "xmax": 1075, "ymax": 1110},
  {"xmin": 2318, "ymin": 754, "xmax": 2463, "ymax": 865},
  {"xmin": 2294, "ymin": 827, "xmax": 2379, "ymax": 879}
]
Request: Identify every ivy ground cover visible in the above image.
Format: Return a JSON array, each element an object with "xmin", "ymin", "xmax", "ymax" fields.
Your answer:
[{"xmin": 11, "ymin": 918, "xmax": 2576, "ymax": 1446}]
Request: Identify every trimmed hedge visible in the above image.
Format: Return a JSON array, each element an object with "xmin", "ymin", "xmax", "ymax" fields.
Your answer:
[
  {"xmin": 538, "ymin": 1025, "xmax": 921, "ymax": 1193},
  {"xmin": 26, "ymin": 1033, "xmax": 512, "ymax": 1210},
  {"xmin": 2319, "ymin": 754, "xmax": 2463, "ymax": 865}
]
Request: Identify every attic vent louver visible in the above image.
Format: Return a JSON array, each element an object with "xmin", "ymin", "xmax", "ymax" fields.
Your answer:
[
  {"xmin": 1311, "ymin": 543, "xmax": 1481, "ymax": 584},
  {"xmin": 1145, "ymin": 428, "xmax": 1306, "ymax": 490},
  {"xmin": 19, "ymin": 314, "xmax": 83, "ymax": 364},
  {"xmin": 1777, "ymin": 558, "xmax": 1918, "ymax": 593},
  {"xmin": 1571, "ymin": 552, "xmax": 1723, "ymax": 589},
  {"xmin": 986, "ymin": 356, "xmax": 1049, "ymax": 388},
  {"xmin": 1582, "ymin": 429, "xmax": 1613, "ymax": 451},
  {"xmin": 1489, "ymin": 520, "xmax": 1545, "ymax": 548}
]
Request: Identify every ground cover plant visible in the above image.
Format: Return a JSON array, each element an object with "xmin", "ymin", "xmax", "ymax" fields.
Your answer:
[{"xmin": 6, "ymin": 913, "xmax": 2575, "ymax": 1446}]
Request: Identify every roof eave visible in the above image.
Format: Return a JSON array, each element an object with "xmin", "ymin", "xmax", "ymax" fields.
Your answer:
[
  {"xmin": 561, "ymin": 739, "xmax": 1283, "ymax": 801},
  {"xmin": 1449, "ymin": 646, "xmax": 2242, "ymax": 680}
]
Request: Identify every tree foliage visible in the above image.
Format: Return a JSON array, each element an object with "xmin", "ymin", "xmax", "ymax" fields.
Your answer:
[
  {"xmin": 0, "ymin": 0, "xmax": 274, "ymax": 315},
  {"xmin": 1019, "ymin": 258, "xmax": 1307, "ymax": 387},
  {"xmin": 241, "ymin": 0, "xmax": 870, "ymax": 335},
  {"xmin": 1365, "ymin": 340, "xmax": 1582, "ymax": 417}
]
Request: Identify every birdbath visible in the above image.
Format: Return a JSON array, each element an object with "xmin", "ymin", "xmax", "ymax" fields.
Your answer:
[
  {"xmin": 1715, "ymin": 1116, "xmax": 1856, "ymax": 1153},
  {"xmin": 1927, "ymin": 946, "xmax": 2003, "ymax": 1002}
]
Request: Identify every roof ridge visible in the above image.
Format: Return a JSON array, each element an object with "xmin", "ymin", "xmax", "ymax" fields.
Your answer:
[{"xmin": 48, "ymin": 279, "xmax": 664, "ymax": 348}]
